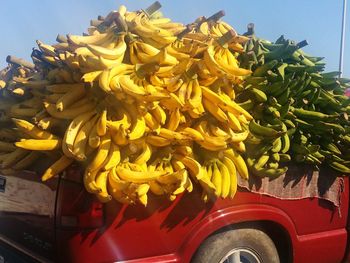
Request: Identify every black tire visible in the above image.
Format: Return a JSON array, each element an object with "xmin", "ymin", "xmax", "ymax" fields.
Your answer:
[{"xmin": 191, "ymin": 228, "xmax": 280, "ymax": 263}]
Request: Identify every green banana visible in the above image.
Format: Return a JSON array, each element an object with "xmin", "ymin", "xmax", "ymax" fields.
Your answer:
[
  {"xmin": 253, "ymin": 166, "xmax": 288, "ymax": 178},
  {"xmin": 291, "ymin": 143, "xmax": 310, "ymax": 155},
  {"xmin": 253, "ymin": 60, "xmax": 278, "ymax": 77},
  {"xmin": 276, "ymin": 86, "xmax": 290, "ymax": 105},
  {"xmin": 328, "ymin": 161, "xmax": 350, "ymax": 174},
  {"xmin": 271, "ymin": 137, "xmax": 282, "ymax": 153},
  {"xmin": 276, "ymin": 63, "xmax": 288, "ymax": 80},
  {"xmin": 249, "ymin": 88, "xmax": 267, "ymax": 102},
  {"xmin": 270, "ymin": 152, "xmax": 280, "ymax": 162},
  {"xmin": 244, "ymin": 77, "xmax": 267, "ymax": 85},
  {"xmin": 249, "ymin": 120, "xmax": 284, "ymax": 138},
  {"xmin": 292, "ymin": 108, "xmax": 338, "ymax": 121},
  {"xmin": 305, "ymin": 154, "xmax": 322, "ymax": 165},
  {"xmin": 321, "ymin": 142, "xmax": 342, "ymax": 155},
  {"xmin": 238, "ymin": 99, "xmax": 255, "ymax": 111},
  {"xmin": 279, "ymin": 154, "xmax": 291, "ymax": 162},
  {"xmin": 254, "ymin": 154, "xmax": 270, "ymax": 169},
  {"xmin": 267, "ymin": 162, "xmax": 279, "ymax": 169},
  {"xmin": 280, "ymin": 133, "xmax": 290, "ymax": 153}
]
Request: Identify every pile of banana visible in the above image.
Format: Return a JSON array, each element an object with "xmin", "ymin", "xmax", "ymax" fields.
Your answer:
[
  {"xmin": 238, "ymin": 31, "xmax": 350, "ymax": 176},
  {"xmin": 0, "ymin": 2, "xmax": 253, "ymax": 205},
  {"xmin": 1, "ymin": 2, "xmax": 350, "ymax": 206}
]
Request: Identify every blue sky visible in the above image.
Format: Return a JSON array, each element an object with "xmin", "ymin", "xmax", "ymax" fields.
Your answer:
[{"xmin": 0, "ymin": 1, "xmax": 349, "ymax": 77}]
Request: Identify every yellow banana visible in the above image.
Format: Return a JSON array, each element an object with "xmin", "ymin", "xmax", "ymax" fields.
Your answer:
[
  {"xmin": 223, "ymin": 148, "xmax": 249, "ymax": 180},
  {"xmin": 217, "ymin": 47, "xmax": 251, "ymax": 76},
  {"xmin": 102, "ymin": 142, "xmax": 121, "ymax": 171},
  {"xmin": 110, "ymin": 125, "xmax": 128, "ymax": 146},
  {"xmin": 56, "ymin": 83, "xmax": 86, "ymax": 111},
  {"xmin": 12, "ymin": 118, "xmax": 57, "ymax": 139},
  {"xmin": 116, "ymin": 163, "xmax": 167, "ymax": 183},
  {"xmin": 127, "ymin": 107, "xmax": 146, "ymax": 141},
  {"xmin": 143, "ymin": 111, "xmax": 161, "ymax": 133},
  {"xmin": 67, "ymin": 31, "xmax": 110, "ymax": 46},
  {"xmin": 198, "ymin": 165, "xmax": 216, "ymax": 196},
  {"xmin": 36, "ymin": 40, "xmax": 57, "ymax": 57},
  {"xmin": 228, "ymin": 130, "xmax": 249, "ymax": 143},
  {"xmin": 166, "ymin": 108, "xmax": 181, "ymax": 131},
  {"xmin": 95, "ymin": 170, "xmax": 112, "ymax": 202},
  {"xmin": 161, "ymin": 93, "xmax": 184, "ymax": 111},
  {"xmin": 195, "ymin": 121, "xmax": 228, "ymax": 150},
  {"xmin": 149, "ymin": 180, "xmax": 166, "ymax": 195},
  {"xmin": 173, "ymin": 145, "xmax": 193, "ymax": 156},
  {"xmin": 86, "ymin": 34, "xmax": 126, "ymax": 60},
  {"xmin": 166, "ymin": 45, "xmax": 190, "ymax": 60},
  {"xmin": 227, "ymin": 112, "xmax": 242, "ymax": 131},
  {"xmin": 96, "ymin": 109, "xmax": 107, "ymax": 136},
  {"xmin": 84, "ymin": 169, "xmax": 102, "ymax": 194},
  {"xmin": 44, "ymin": 101, "xmax": 96, "ymax": 120},
  {"xmin": 197, "ymin": 140, "xmax": 227, "ymax": 151},
  {"xmin": 232, "ymin": 141, "xmax": 246, "ymax": 153},
  {"xmin": 173, "ymin": 154, "xmax": 203, "ymax": 180},
  {"xmin": 202, "ymin": 97, "xmax": 228, "ymax": 123},
  {"xmin": 150, "ymin": 104, "xmax": 167, "ymax": 125},
  {"xmin": 157, "ymin": 169, "xmax": 185, "ymax": 185},
  {"xmin": 166, "ymin": 78, "xmax": 184, "ymax": 93},
  {"xmin": 88, "ymin": 120, "xmax": 101, "ymax": 149},
  {"xmin": 98, "ymin": 69, "xmax": 112, "ymax": 93},
  {"xmin": 98, "ymin": 55, "xmax": 123, "ymax": 69},
  {"xmin": 201, "ymin": 86, "xmax": 253, "ymax": 120},
  {"xmin": 82, "ymin": 71, "xmax": 102, "ymax": 83},
  {"xmin": 216, "ymin": 159, "xmax": 230, "ymax": 198},
  {"xmin": 118, "ymin": 5, "xmax": 127, "ymax": 16},
  {"xmin": 146, "ymin": 135, "xmax": 172, "ymax": 147},
  {"xmin": 138, "ymin": 193, "xmax": 148, "ymax": 206},
  {"xmin": 134, "ymin": 142, "xmax": 152, "ymax": 165},
  {"xmin": 118, "ymin": 74, "xmax": 147, "ymax": 98},
  {"xmin": 179, "ymin": 127, "xmax": 205, "ymax": 141},
  {"xmin": 73, "ymin": 115, "xmax": 99, "ymax": 161},
  {"xmin": 108, "ymin": 167, "xmax": 130, "ymax": 191},
  {"xmin": 42, "ymin": 155, "xmax": 74, "ymax": 181},
  {"xmin": 209, "ymin": 124, "xmax": 229, "ymax": 137},
  {"xmin": 15, "ymin": 139, "xmax": 61, "ymax": 151},
  {"xmin": 159, "ymin": 128, "xmax": 190, "ymax": 141},
  {"xmin": 87, "ymin": 132, "xmax": 111, "ymax": 172},
  {"xmin": 63, "ymin": 111, "xmax": 96, "ymax": 156},
  {"xmin": 211, "ymin": 162, "xmax": 222, "ymax": 197},
  {"xmin": 222, "ymin": 156, "xmax": 238, "ymax": 198}
]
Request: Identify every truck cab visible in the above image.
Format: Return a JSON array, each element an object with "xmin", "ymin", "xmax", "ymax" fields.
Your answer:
[{"xmin": 0, "ymin": 165, "xmax": 349, "ymax": 263}]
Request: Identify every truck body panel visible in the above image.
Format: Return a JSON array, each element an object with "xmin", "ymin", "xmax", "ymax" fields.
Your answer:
[
  {"xmin": 0, "ymin": 167, "xmax": 348, "ymax": 263},
  {"xmin": 0, "ymin": 171, "xmax": 58, "ymax": 262},
  {"xmin": 55, "ymin": 173, "xmax": 349, "ymax": 263}
]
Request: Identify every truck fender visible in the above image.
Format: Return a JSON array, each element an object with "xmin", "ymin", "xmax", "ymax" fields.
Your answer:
[{"xmin": 177, "ymin": 203, "xmax": 298, "ymax": 262}]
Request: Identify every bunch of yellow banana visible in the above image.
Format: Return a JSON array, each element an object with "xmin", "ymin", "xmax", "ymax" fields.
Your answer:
[{"xmin": 0, "ymin": 2, "xmax": 254, "ymax": 206}]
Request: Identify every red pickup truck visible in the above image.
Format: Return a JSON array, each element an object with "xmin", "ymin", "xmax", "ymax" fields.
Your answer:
[{"xmin": 0, "ymin": 165, "xmax": 349, "ymax": 263}]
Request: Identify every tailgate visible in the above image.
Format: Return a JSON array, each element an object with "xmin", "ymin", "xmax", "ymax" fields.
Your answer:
[{"xmin": 0, "ymin": 171, "xmax": 58, "ymax": 262}]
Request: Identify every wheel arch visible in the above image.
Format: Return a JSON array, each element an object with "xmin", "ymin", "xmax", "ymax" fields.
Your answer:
[
  {"xmin": 177, "ymin": 204, "xmax": 297, "ymax": 263},
  {"xmin": 207, "ymin": 220, "xmax": 293, "ymax": 263}
]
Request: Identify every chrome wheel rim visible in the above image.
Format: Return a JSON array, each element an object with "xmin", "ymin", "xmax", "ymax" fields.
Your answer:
[{"xmin": 219, "ymin": 247, "xmax": 262, "ymax": 263}]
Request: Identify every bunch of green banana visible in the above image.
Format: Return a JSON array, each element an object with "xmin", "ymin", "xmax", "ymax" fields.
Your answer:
[{"xmin": 238, "ymin": 28, "xmax": 350, "ymax": 175}]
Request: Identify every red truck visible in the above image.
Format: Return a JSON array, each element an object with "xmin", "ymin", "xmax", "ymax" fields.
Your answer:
[{"xmin": 0, "ymin": 165, "xmax": 349, "ymax": 263}]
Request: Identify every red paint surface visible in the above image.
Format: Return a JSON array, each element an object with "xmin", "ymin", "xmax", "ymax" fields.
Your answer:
[{"xmin": 55, "ymin": 174, "xmax": 350, "ymax": 263}]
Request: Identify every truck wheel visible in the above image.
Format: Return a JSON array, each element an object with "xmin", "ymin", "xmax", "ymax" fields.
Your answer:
[{"xmin": 191, "ymin": 228, "xmax": 280, "ymax": 263}]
